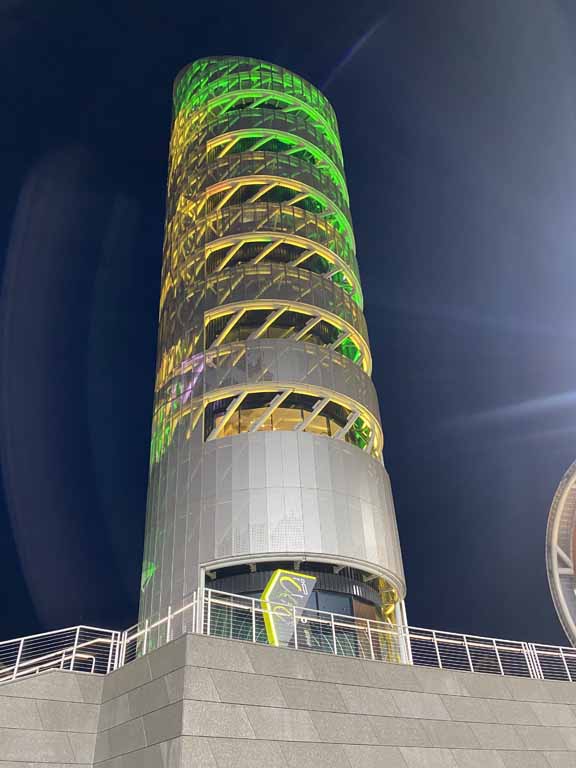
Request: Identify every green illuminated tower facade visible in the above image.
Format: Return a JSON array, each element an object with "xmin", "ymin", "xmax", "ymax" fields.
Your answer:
[{"xmin": 140, "ymin": 56, "xmax": 406, "ymax": 635}]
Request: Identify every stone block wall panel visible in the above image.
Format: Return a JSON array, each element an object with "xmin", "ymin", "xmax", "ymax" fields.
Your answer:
[{"xmin": 1, "ymin": 633, "xmax": 576, "ymax": 767}]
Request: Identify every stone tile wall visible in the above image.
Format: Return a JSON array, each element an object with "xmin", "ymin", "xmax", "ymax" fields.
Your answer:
[
  {"xmin": 2, "ymin": 632, "xmax": 576, "ymax": 767},
  {"xmin": 0, "ymin": 669, "xmax": 102, "ymax": 766}
]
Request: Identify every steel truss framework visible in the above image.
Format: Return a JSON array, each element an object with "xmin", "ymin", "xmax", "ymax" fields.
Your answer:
[
  {"xmin": 150, "ymin": 381, "xmax": 383, "ymax": 467},
  {"xmin": 139, "ymin": 57, "xmax": 406, "ymax": 631},
  {"xmin": 204, "ymin": 300, "xmax": 370, "ymax": 371}
]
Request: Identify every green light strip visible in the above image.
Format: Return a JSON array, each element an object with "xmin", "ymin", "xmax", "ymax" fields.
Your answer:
[
  {"xmin": 176, "ymin": 90, "xmax": 342, "ymax": 160},
  {"xmin": 179, "ymin": 153, "xmax": 351, "ymax": 224},
  {"xmin": 170, "ymin": 107, "xmax": 345, "ymax": 174},
  {"xmin": 175, "ymin": 57, "xmax": 338, "ymax": 134},
  {"xmin": 202, "ymin": 178, "xmax": 354, "ymax": 248},
  {"xmin": 207, "ymin": 129, "xmax": 349, "ymax": 204}
]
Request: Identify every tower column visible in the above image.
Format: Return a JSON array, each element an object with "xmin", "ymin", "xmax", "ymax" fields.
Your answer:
[{"xmin": 140, "ymin": 56, "xmax": 406, "ymax": 634}]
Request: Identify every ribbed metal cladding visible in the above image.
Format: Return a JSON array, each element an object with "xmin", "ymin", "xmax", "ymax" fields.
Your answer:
[{"xmin": 139, "ymin": 56, "xmax": 406, "ymax": 628}]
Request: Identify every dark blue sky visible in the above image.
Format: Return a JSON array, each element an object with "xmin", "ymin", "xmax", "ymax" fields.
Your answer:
[{"xmin": 1, "ymin": 0, "xmax": 575, "ymax": 645}]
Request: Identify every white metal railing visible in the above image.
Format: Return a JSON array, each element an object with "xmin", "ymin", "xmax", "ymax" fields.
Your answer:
[
  {"xmin": 2, "ymin": 588, "xmax": 576, "ymax": 684},
  {"xmin": 0, "ymin": 625, "xmax": 121, "ymax": 683}
]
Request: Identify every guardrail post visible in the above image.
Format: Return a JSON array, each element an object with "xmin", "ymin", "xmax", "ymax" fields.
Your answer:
[
  {"xmin": 106, "ymin": 632, "xmax": 117, "ymax": 674},
  {"xmin": 252, "ymin": 598, "xmax": 257, "ymax": 644},
  {"xmin": 463, "ymin": 635, "xmax": 474, "ymax": 673},
  {"xmin": 12, "ymin": 637, "xmax": 24, "ymax": 680},
  {"xmin": 331, "ymin": 614, "xmax": 338, "ymax": 656},
  {"xmin": 400, "ymin": 625, "xmax": 413, "ymax": 666},
  {"xmin": 70, "ymin": 627, "xmax": 81, "ymax": 672},
  {"xmin": 521, "ymin": 642, "xmax": 534, "ymax": 678},
  {"xmin": 118, "ymin": 629, "xmax": 127, "ymax": 668},
  {"xmin": 207, "ymin": 590, "xmax": 213, "ymax": 636},
  {"xmin": 560, "ymin": 648, "xmax": 573, "ymax": 682},
  {"xmin": 143, "ymin": 620, "xmax": 149, "ymax": 656},
  {"xmin": 196, "ymin": 589, "xmax": 204, "ymax": 635},
  {"xmin": 493, "ymin": 639, "xmax": 504, "ymax": 676},
  {"xmin": 366, "ymin": 620, "xmax": 375, "ymax": 661},
  {"xmin": 114, "ymin": 631, "xmax": 122, "ymax": 672},
  {"xmin": 166, "ymin": 606, "xmax": 172, "ymax": 643},
  {"xmin": 397, "ymin": 602, "xmax": 413, "ymax": 665},
  {"xmin": 528, "ymin": 643, "xmax": 544, "ymax": 680},
  {"xmin": 293, "ymin": 607, "xmax": 298, "ymax": 650},
  {"xmin": 397, "ymin": 624, "xmax": 406, "ymax": 665},
  {"xmin": 432, "ymin": 630, "xmax": 442, "ymax": 668}
]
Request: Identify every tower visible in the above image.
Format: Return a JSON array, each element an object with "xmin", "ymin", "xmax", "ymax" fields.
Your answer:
[{"xmin": 140, "ymin": 56, "xmax": 406, "ymax": 636}]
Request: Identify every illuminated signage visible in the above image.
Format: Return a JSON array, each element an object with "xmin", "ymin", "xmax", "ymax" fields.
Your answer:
[{"xmin": 261, "ymin": 569, "xmax": 317, "ymax": 647}]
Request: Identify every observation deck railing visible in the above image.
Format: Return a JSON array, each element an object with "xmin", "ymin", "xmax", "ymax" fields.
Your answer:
[
  {"xmin": 2, "ymin": 588, "xmax": 576, "ymax": 685},
  {"xmin": 0, "ymin": 626, "xmax": 121, "ymax": 683}
]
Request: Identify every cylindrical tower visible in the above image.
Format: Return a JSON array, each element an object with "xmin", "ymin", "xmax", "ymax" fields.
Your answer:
[{"xmin": 140, "ymin": 56, "xmax": 406, "ymax": 633}]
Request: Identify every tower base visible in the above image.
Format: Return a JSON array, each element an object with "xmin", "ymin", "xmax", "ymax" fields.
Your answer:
[{"xmin": 1, "ymin": 633, "xmax": 576, "ymax": 766}]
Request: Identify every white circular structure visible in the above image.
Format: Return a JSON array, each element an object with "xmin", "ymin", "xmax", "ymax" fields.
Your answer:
[{"xmin": 546, "ymin": 461, "xmax": 576, "ymax": 645}]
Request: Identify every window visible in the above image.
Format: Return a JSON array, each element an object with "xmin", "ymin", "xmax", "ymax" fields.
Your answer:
[
  {"xmin": 202, "ymin": 388, "xmax": 379, "ymax": 457},
  {"xmin": 205, "ymin": 307, "xmax": 364, "ymax": 369},
  {"xmin": 317, "ymin": 591, "xmax": 353, "ymax": 617}
]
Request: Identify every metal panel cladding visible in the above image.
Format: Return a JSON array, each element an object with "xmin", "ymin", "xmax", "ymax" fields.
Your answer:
[{"xmin": 139, "ymin": 56, "xmax": 406, "ymax": 627}]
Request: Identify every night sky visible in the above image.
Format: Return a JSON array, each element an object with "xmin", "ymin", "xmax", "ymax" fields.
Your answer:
[{"xmin": 1, "ymin": 0, "xmax": 576, "ymax": 646}]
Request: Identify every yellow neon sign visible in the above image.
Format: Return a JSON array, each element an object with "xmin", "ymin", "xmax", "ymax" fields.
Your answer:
[{"xmin": 261, "ymin": 569, "xmax": 317, "ymax": 647}]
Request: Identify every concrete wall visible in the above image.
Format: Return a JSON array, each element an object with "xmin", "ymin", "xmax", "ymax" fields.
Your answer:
[
  {"xmin": 0, "ymin": 669, "xmax": 102, "ymax": 766},
  {"xmin": 3, "ymin": 633, "xmax": 576, "ymax": 766}
]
